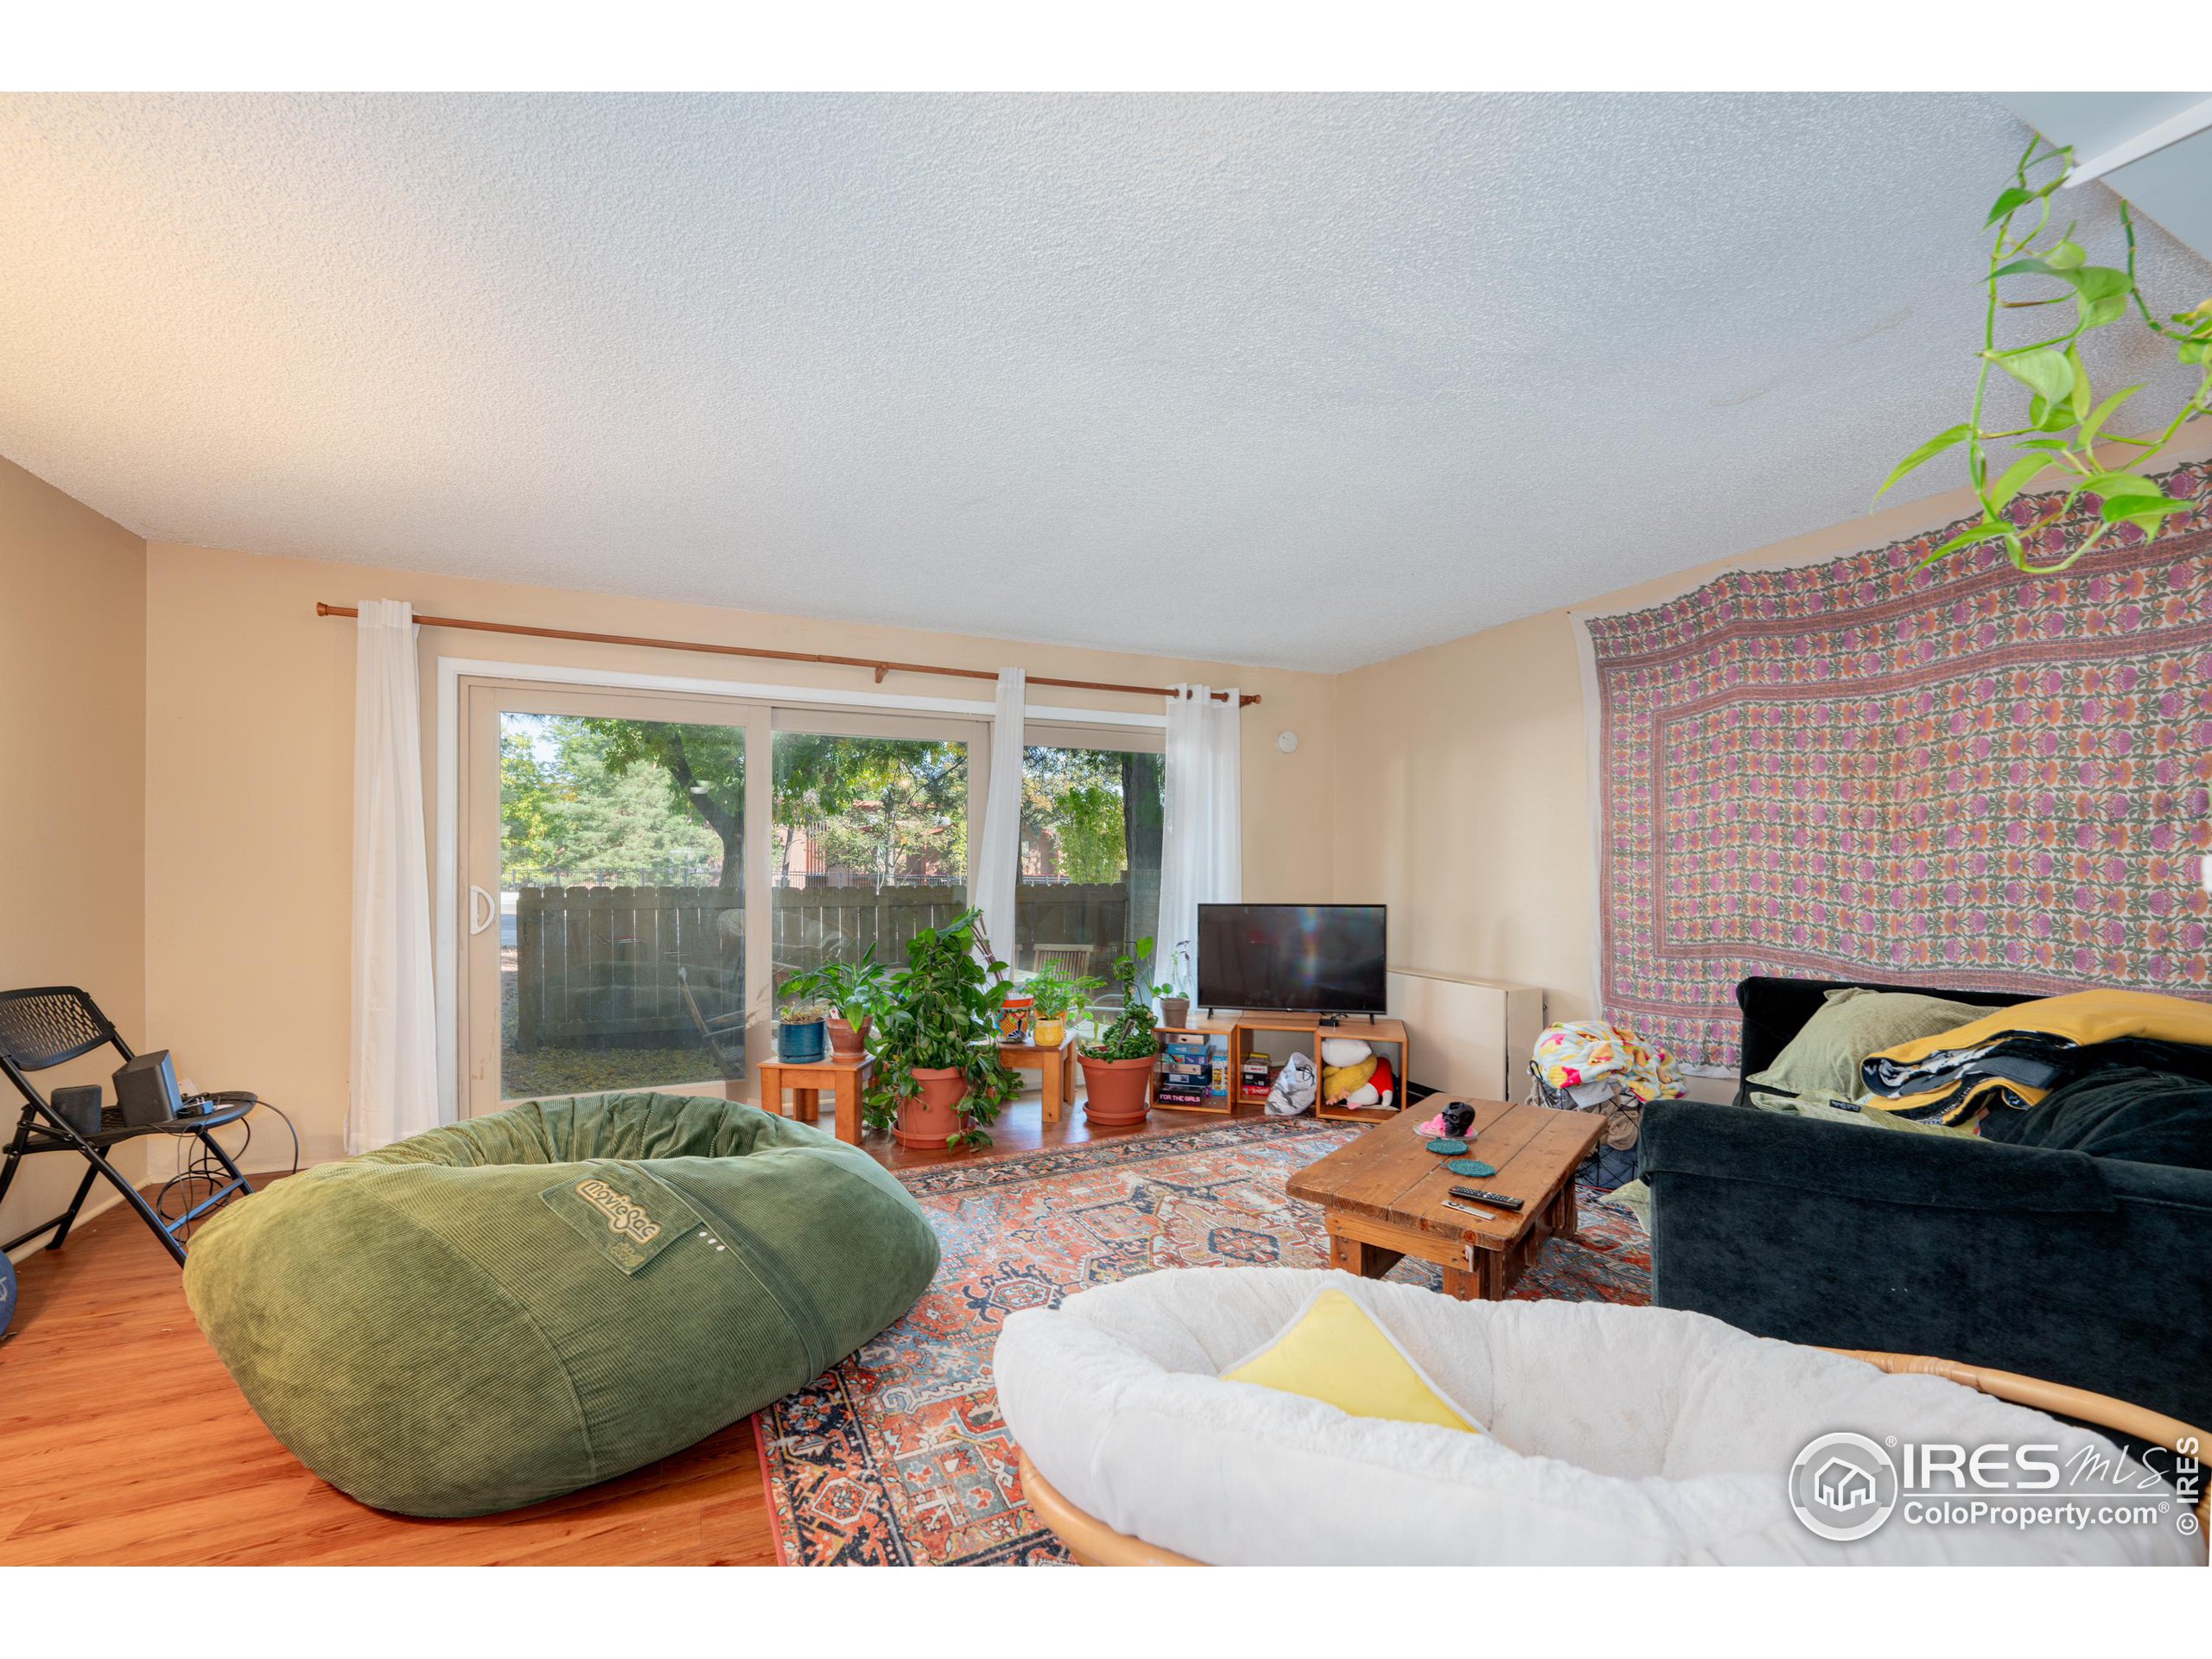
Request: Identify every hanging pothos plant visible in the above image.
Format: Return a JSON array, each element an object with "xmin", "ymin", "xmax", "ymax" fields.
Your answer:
[{"xmin": 1875, "ymin": 134, "xmax": 2212, "ymax": 572}]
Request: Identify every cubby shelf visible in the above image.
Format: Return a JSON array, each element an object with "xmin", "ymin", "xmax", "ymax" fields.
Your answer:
[{"xmin": 1148, "ymin": 1013, "xmax": 1410, "ymax": 1121}]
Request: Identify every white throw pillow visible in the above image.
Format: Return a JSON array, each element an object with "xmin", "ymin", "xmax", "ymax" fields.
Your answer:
[{"xmin": 1320, "ymin": 1037, "xmax": 1373, "ymax": 1068}]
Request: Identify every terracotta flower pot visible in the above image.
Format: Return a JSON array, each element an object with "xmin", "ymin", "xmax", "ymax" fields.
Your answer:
[
  {"xmin": 827, "ymin": 1014, "xmax": 872, "ymax": 1059},
  {"xmin": 894, "ymin": 1065, "xmax": 972, "ymax": 1149},
  {"xmin": 1079, "ymin": 1054, "xmax": 1154, "ymax": 1127}
]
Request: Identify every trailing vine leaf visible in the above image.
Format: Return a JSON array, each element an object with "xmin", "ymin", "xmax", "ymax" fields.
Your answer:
[
  {"xmin": 2079, "ymin": 384, "xmax": 2142, "ymax": 445},
  {"xmin": 1916, "ymin": 518, "xmax": 2018, "ymax": 569},
  {"xmin": 2082, "ymin": 469, "xmax": 2161, "ymax": 499},
  {"xmin": 1993, "ymin": 346, "xmax": 2075, "ymax": 406},
  {"xmin": 1877, "ymin": 133, "xmax": 2212, "ymax": 574},
  {"xmin": 1988, "ymin": 452, "xmax": 2055, "ymax": 512},
  {"xmin": 2065, "ymin": 346, "xmax": 2090, "ymax": 420},
  {"xmin": 1871, "ymin": 423, "xmax": 1971, "ymax": 505}
]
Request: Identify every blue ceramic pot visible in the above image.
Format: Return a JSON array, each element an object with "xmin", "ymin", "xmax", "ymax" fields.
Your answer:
[{"xmin": 778, "ymin": 1019, "xmax": 827, "ymax": 1064}]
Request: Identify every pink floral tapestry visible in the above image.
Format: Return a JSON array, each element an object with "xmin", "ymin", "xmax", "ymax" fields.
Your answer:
[{"xmin": 1582, "ymin": 460, "xmax": 2212, "ymax": 1072}]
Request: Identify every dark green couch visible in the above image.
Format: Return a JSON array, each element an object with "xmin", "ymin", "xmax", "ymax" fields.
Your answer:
[
  {"xmin": 1640, "ymin": 976, "xmax": 2212, "ymax": 1435},
  {"xmin": 184, "ymin": 1092, "xmax": 938, "ymax": 1516}
]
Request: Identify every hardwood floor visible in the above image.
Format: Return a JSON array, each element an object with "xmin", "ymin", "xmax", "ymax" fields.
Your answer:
[{"xmin": 0, "ymin": 1092, "xmax": 1217, "ymax": 1565}]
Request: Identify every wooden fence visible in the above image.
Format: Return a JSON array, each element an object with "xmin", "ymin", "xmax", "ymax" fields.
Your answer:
[
  {"xmin": 512, "ymin": 881, "xmax": 1135, "ymax": 1050},
  {"xmin": 513, "ymin": 886, "xmax": 743, "ymax": 1052}
]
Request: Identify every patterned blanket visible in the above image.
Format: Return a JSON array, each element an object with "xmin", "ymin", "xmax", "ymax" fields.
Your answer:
[{"xmin": 1580, "ymin": 461, "xmax": 2212, "ymax": 1071}]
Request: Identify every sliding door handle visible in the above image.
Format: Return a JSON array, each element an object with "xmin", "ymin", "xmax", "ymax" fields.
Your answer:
[{"xmin": 469, "ymin": 885, "xmax": 498, "ymax": 936}]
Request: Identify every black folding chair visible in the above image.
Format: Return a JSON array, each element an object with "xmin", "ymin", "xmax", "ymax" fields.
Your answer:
[{"xmin": 0, "ymin": 987, "xmax": 256, "ymax": 1265}]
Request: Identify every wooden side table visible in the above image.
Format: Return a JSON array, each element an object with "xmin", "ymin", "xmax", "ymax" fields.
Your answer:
[
  {"xmin": 998, "ymin": 1034, "xmax": 1077, "ymax": 1124},
  {"xmin": 757, "ymin": 1054, "xmax": 874, "ymax": 1146}
]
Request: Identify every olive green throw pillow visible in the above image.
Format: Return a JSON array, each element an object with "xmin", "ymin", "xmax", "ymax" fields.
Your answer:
[
  {"xmin": 183, "ymin": 1093, "xmax": 939, "ymax": 1517},
  {"xmin": 1745, "ymin": 988, "xmax": 1990, "ymax": 1107}
]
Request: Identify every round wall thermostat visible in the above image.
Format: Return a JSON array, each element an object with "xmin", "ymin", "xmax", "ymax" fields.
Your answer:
[{"xmin": 1276, "ymin": 730, "xmax": 1300, "ymax": 753}]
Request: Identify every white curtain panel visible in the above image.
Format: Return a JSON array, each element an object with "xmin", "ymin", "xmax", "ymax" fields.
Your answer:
[
  {"xmin": 347, "ymin": 600, "xmax": 441, "ymax": 1154},
  {"xmin": 1155, "ymin": 683, "xmax": 1243, "ymax": 997},
  {"xmin": 971, "ymin": 667, "xmax": 1026, "ymax": 966}
]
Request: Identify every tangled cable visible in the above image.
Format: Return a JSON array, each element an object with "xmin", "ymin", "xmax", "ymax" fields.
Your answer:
[{"xmin": 152, "ymin": 1100, "xmax": 300, "ymax": 1243}]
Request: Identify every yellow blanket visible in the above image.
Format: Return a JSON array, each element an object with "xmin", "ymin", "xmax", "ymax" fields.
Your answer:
[
  {"xmin": 1868, "ymin": 989, "xmax": 2212, "ymax": 1069},
  {"xmin": 1862, "ymin": 989, "xmax": 2212, "ymax": 1123},
  {"xmin": 1865, "ymin": 1075, "xmax": 2048, "ymax": 1127}
]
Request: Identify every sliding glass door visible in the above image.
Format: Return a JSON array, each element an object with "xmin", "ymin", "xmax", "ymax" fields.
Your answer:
[
  {"xmin": 458, "ymin": 681, "xmax": 1160, "ymax": 1109},
  {"xmin": 461, "ymin": 683, "xmax": 772, "ymax": 1116},
  {"xmin": 769, "ymin": 709, "xmax": 984, "ymax": 998},
  {"xmin": 1013, "ymin": 723, "xmax": 1165, "ymax": 993},
  {"xmin": 460, "ymin": 684, "xmax": 988, "ymax": 1113}
]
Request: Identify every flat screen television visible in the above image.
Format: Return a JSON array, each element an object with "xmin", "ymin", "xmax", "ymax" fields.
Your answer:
[{"xmin": 1196, "ymin": 904, "xmax": 1388, "ymax": 1016}]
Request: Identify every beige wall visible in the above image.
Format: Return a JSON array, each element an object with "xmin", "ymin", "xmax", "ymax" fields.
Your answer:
[
  {"xmin": 145, "ymin": 543, "xmax": 1339, "ymax": 1166},
  {"xmin": 26, "ymin": 431, "xmax": 2207, "ymax": 1192},
  {"xmin": 0, "ymin": 459, "xmax": 148, "ymax": 1255},
  {"xmin": 1330, "ymin": 432, "xmax": 2212, "ymax": 1033}
]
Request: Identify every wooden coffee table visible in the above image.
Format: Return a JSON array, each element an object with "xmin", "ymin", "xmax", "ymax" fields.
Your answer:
[{"xmin": 1286, "ymin": 1096, "xmax": 1603, "ymax": 1300}]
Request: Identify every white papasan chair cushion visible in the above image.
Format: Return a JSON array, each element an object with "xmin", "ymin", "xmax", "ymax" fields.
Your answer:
[{"xmin": 992, "ymin": 1268, "xmax": 2202, "ymax": 1567}]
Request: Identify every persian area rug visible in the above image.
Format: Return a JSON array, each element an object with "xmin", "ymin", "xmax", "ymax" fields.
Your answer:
[
  {"xmin": 751, "ymin": 1116, "xmax": 1650, "ymax": 1566},
  {"xmin": 1580, "ymin": 461, "xmax": 2212, "ymax": 1071}
]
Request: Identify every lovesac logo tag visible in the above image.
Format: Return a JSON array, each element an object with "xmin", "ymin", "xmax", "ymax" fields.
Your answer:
[
  {"xmin": 575, "ymin": 1178, "xmax": 661, "ymax": 1244},
  {"xmin": 1789, "ymin": 1433, "xmax": 1901, "ymax": 1541}
]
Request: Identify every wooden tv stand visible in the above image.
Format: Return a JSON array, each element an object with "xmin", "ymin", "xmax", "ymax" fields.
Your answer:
[{"xmin": 1153, "ymin": 1012, "xmax": 1410, "ymax": 1122}]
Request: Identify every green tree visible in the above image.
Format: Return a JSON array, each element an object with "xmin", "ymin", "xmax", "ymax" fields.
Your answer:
[
  {"xmin": 1023, "ymin": 746, "xmax": 1154, "ymax": 884},
  {"xmin": 772, "ymin": 733, "xmax": 912, "ymax": 880},
  {"xmin": 579, "ymin": 718, "xmax": 747, "ymax": 890},
  {"xmin": 501, "ymin": 715, "xmax": 723, "ymax": 887},
  {"xmin": 807, "ymin": 741, "xmax": 968, "ymax": 887},
  {"xmin": 500, "ymin": 721, "xmax": 566, "ymax": 883}
]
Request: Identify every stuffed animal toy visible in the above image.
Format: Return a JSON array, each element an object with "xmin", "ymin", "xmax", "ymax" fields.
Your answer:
[
  {"xmin": 1320, "ymin": 1037, "xmax": 1373, "ymax": 1069},
  {"xmin": 1338, "ymin": 1055, "xmax": 1395, "ymax": 1109},
  {"xmin": 1321, "ymin": 1054, "xmax": 1379, "ymax": 1103}
]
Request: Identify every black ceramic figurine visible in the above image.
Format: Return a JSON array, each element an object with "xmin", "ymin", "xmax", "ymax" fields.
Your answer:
[{"xmin": 1441, "ymin": 1101, "xmax": 1476, "ymax": 1139}]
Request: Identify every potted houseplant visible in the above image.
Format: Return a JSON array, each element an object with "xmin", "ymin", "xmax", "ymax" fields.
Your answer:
[
  {"xmin": 1078, "ymin": 938, "xmax": 1173, "ymax": 1128},
  {"xmin": 784, "ymin": 948, "xmax": 890, "ymax": 1059},
  {"xmin": 863, "ymin": 908, "xmax": 1026, "ymax": 1152},
  {"xmin": 1022, "ymin": 961, "xmax": 1102, "ymax": 1049},
  {"xmin": 776, "ymin": 997, "xmax": 830, "ymax": 1064},
  {"xmin": 1158, "ymin": 939, "xmax": 1194, "ymax": 1029}
]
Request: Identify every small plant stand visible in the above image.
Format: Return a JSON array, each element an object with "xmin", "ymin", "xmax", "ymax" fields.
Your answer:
[
  {"xmin": 998, "ymin": 1033, "xmax": 1077, "ymax": 1125},
  {"xmin": 757, "ymin": 1054, "xmax": 874, "ymax": 1146}
]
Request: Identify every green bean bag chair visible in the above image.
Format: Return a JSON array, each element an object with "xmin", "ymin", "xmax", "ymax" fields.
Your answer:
[{"xmin": 183, "ymin": 1092, "xmax": 939, "ymax": 1516}]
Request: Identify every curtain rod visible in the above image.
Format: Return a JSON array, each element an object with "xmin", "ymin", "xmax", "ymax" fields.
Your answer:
[{"xmin": 314, "ymin": 603, "xmax": 1260, "ymax": 706}]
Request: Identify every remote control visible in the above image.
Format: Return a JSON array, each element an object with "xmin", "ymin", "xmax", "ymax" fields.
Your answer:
[
  {"xmin": 1441, "ymin": 1198, "xmax": 1499, "ymax": 1221},
  {"xmin": 1449, "ymin": 1185, "xmax": 1523, "ymax": 1212}
]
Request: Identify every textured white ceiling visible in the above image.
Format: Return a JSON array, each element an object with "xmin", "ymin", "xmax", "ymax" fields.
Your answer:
[{"xmin": 3, "ymin": 92, "xmax": 2209, "ymax": 672}]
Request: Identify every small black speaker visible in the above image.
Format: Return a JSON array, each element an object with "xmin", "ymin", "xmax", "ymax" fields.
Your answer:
[
  {"xmin": 114, "ymin": 1050, "xmax": 182, "ymax": 1128},
  {"xmin": 51, "ymin": 1084, "xmax": 104, "ymax": 1137}
]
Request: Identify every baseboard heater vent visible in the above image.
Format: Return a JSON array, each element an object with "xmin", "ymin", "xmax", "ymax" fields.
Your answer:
[{"xmin": 1385, "ymin": 969, "xmax": 1545, "ymax": 1103}]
